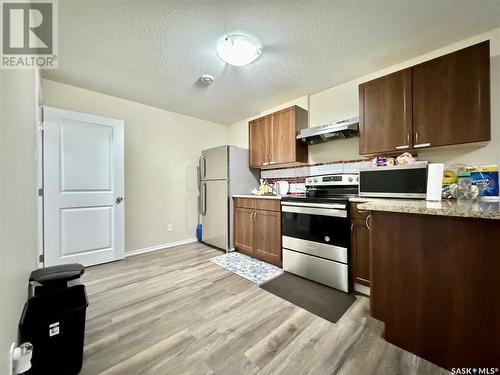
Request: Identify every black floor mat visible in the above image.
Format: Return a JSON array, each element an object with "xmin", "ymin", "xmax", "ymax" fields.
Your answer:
[{"xmin": 260, "ymin": 272, "xmax": 356, "ymax": 323}]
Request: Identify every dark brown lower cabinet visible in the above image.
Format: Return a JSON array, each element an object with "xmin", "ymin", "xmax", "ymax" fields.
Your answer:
[
  {"xmin": 350, "ymin": 205, "xmax": 370, "ymax": 286},
  {"xmin": 233, "ymin": 198, "xmax": 282, "ymax": 267},
  {"xmin": 370, "ymin": 211, "xmax": 500, "ymax": 370}
]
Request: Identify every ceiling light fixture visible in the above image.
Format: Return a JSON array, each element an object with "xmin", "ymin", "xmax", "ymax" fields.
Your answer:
[{"xmin": 216, "ymin": 35, "xmax": 262, "ymax": 67}]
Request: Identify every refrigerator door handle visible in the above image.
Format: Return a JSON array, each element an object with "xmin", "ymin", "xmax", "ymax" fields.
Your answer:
[
  {"xmin": 202, "ymin": 183, "xmax": 207, "ymax": 215},
  {"xmin": 200, "ymin": 157, "xmax": 207, "ymax": 179}
]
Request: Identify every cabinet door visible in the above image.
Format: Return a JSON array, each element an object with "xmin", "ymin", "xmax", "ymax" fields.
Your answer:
[
  {"xmin": 351, "ymin": 216, "xmax": 370, "ymax": 286},
  {"xmin": 359, "ymin": 68, "xmax": 412, "ymax": 155},
  {"xmin": 249, "ymin": 116, "xmax": 270, "ymax": 168},
  {"xmin": 234, "ymin": 207, "xmax": 254, "ymax": 256},
  {"xmin": 412, "ymin": 41, "xmax": 490, "ymax": 149},
  {"xmin": 270, "ymin": 108, "xmax": 295, "ymax": 165},
  {"xmin": 254, "ymin": 210, "xmax": 282, "ymax": 267}
]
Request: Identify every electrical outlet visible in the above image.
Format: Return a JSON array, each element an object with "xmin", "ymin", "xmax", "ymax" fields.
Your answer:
[{"xmin": 167, "ymin": 224, "xmax": 173, "ymax": 232}]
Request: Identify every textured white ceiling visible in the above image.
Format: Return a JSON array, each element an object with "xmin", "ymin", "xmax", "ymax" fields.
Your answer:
[{"xmin": 43, "ymin": 0, "xmax": 500, "ymax": 124}]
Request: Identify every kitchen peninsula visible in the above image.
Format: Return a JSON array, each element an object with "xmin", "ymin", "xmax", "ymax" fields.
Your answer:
[{"xmin": 357, "ymin": 199, "xmax": 500, "ymax": 370}]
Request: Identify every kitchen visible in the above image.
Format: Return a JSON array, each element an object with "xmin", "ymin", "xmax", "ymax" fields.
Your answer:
[
  {"xmin": 1, "ymin": 2, "xmax": 500, "ymax": 375},
  {"xmin": 200, "ymin": 39, "xmax": 500, "ymax": 372}
]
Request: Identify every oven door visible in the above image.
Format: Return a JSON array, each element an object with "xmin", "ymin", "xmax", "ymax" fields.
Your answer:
[{"xmin": 281, "ymin": 203, "xmax": 349, "ymax": 255}]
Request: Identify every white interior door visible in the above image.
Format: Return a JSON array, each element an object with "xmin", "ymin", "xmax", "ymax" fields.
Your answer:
[{"xmin": 43, "ymin": 106, "xmax": 124, "ymax": 267}]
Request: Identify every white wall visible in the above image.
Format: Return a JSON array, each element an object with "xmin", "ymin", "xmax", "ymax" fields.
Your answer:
[
  {"xmin": 228, "ymin": 27, "xmax": 500, "ymax": 168},
  {"xmin": 41, "ymin": 79, "xmax": 228, "ymax": 253},
  {"xmin": 0, "ymin": 70, "xmax": 39, "ymax": 374}
]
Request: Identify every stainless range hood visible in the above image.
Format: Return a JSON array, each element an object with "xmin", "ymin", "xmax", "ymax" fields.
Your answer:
[{"xmin": 297, "ymin": 117, "xmax": 359, "ymax": 145}]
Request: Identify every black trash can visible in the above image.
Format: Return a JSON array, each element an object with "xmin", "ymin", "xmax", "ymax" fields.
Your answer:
[
  {"xmin": 19, "ymin": 264, "xmax": 88, "ymax": 375},
  {"xmin": 29, "ymin": 263, "xmax": 85, "ymax": 297}
]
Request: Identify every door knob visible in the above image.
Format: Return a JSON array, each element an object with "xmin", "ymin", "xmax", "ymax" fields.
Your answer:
[{"xmin": 116, "ymin": 197, "xmax": 124, "ymax": 204}]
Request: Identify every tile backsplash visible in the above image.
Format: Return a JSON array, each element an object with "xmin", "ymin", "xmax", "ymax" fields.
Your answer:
[
  {"xmin": 261, "ymin": 159, "xmax": 367, "ymax": 180},
  {"xmin": 261, "ymin": 159, "xmax": 368, "ymax": 193}
]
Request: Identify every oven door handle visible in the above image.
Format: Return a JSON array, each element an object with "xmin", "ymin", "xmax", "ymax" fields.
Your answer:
[
  {"xmin": 282, "ymin": 205, "xmax": 347, "ymax": 218},
  {"xmin": 281, "ymin": 201, "xmax": 347, "ymax": 210}
]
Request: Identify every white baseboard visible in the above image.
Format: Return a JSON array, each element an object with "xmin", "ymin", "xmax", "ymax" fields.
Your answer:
[
  {"xmin": 354, "ymin": 283, "xmax": 370, "ymax": 296},
  {"xmin": 125, "ymin": 238, "xmax": 198, "ymax": 258}
]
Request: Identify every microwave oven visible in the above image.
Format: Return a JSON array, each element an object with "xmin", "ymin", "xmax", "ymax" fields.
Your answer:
[{"xmin": 358, "ymin": 163, "xmax": 444, "ymax": 201}]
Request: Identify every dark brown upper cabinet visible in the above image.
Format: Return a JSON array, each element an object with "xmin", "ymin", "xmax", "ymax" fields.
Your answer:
[
  {"xmin": 359, "ymin": 69, "xmax": 412, "ymax": 155},
  {"xmin": 249, "ymin": 106, "xmax": 308, "ymax": 169},
  {"xmin": 359, "ymin": 41, "xmax": 490, "ymax": 155},
  {"xmin": 412, "ymin": 41, "xmax": 490, "ymax": 149}
]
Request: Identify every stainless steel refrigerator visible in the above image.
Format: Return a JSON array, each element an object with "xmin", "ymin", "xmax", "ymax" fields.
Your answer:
[{"xmin": 200, "ymin": 145, "xmax": 259, "ymax": 251}]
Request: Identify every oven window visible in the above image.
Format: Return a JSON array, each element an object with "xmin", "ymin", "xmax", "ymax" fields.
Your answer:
[{"xmin": 281, "ymin": 211, "xmax": 349, "ymax": 248}]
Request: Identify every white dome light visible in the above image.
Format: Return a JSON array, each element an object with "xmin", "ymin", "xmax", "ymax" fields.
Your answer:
[{"xmin": 216, "ymin": 35, "xmax": 262, "ymax": 66}]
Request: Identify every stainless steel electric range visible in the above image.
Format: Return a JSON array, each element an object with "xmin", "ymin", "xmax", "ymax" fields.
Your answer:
[{"xmin": 280, "ymin": 173, "xmax": 359, "ymax": 293}]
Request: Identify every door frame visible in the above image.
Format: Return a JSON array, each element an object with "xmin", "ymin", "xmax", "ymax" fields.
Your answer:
[{"xmin": 36, "ymin": 71, "xmax": 44, "ymax": 268}]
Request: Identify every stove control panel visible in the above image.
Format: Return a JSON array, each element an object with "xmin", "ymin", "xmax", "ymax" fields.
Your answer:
[{"xmin": 305, "ymin": 173, "xmax": 359, "ymax": 186}]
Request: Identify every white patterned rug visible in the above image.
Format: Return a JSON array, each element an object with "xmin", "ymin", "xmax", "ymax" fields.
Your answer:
[{"xmin": 210, "ymin": 252, "xmax": 284, "ymax": 285}]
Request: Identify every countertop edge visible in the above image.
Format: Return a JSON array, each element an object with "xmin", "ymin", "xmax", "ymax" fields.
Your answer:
[
  {"xmin": 232, "ymin": 194, "xmax": 282, "ymax": 200},
  {"xmin": 356, "ymin": 200, "xmax": 500, "ymax": 220}
]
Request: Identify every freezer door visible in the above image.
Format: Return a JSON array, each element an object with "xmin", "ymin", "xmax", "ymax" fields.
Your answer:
[
  {"xmin": 201, "ymin": 180, "xmax": 228, "ymax": 250},
  {"xmin": 201, "ymin": 146, "xmax": 228, "ymax": 180}
]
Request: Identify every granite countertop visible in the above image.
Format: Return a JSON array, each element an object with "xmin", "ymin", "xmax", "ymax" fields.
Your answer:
[
  {"xmin": 356, "ymin": 198, "xmax": 500, "ymax": 220},
  {"xmin": 232, "ymin": 194, "xmax": 282, "ymax": 200},
  {"xmin": 349, "ymin": 197, "xmax": 390, "ymax": 203}
]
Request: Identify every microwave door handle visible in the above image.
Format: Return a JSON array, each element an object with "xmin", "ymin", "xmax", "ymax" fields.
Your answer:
[{"xmin": 282, "ymin": 205, "xmax": 347, "ymax": 218}]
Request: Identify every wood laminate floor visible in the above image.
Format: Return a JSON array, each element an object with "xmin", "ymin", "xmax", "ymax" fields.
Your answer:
[{"xmin": 81, "ymin": 242, "xmax": 449, "ymax": 375}]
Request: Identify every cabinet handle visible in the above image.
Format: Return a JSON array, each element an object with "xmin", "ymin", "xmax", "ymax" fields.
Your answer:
[
  {"xmin": 396, "ymin": 133, "xmax": 410, "ymax": 150},
  {"xmin": 262, "ymin": 162, "xmax": 270, "ymax": 166},
  {"xmin": 414, "ymin": 143, "xmax": 431, "ymax": 148},
  {"xmin": 269, "ymin": 161, "xmax": 277, "ymax": 165},
  {"xmin": 414, "ymin": 131, "xmax": 430, "ymax": 148},
  {"xmin": 350, "ymin": 223, "xmax": 354, "ymax": 233},
  {"xmin": 365, "ymin": 214, "xmax": 371, "ymax": 230}
]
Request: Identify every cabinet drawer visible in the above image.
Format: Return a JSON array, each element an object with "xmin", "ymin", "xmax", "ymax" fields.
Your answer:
[
  {"xmin": 234, "ymin": 198, "xmax": 256, "ymax": 209},
  {"xmin": 350, "ymin": 204, "xmax": 370, "ymax": 220},
  {"xmin": 255, "ymin": 199, "xmax": 281, "ymax": 212}
]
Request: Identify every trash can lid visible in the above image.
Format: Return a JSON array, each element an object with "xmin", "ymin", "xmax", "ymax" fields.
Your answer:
[{"xmin": 29, "ymin": 263, "xmax": 85, "ymax": 284}]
